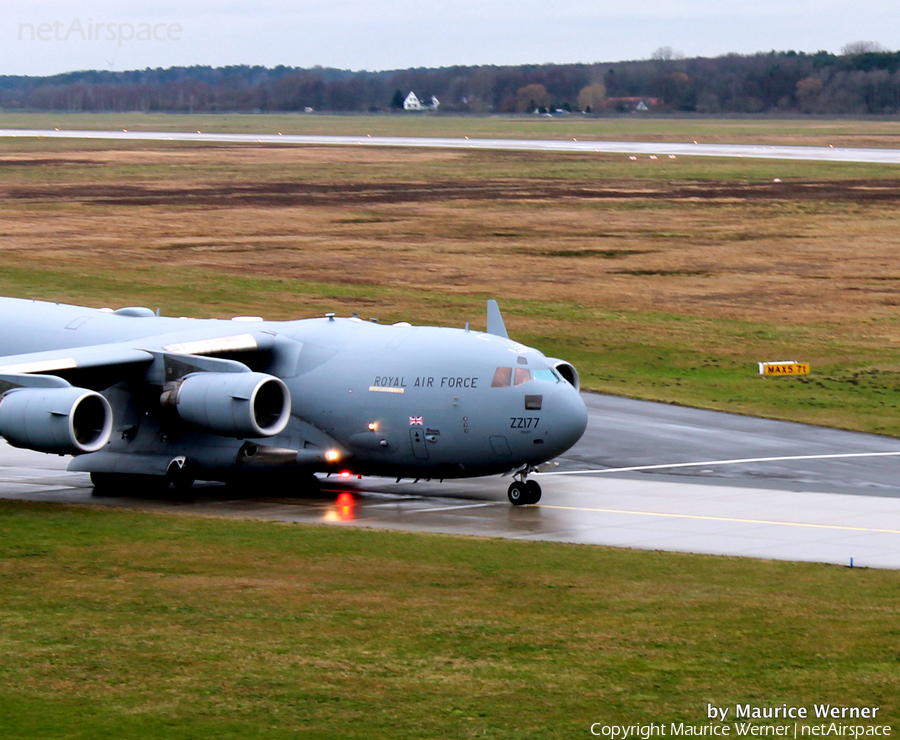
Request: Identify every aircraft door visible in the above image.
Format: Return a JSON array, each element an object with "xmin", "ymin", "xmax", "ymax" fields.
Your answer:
[
  {"xmin": 409, "ymin": 427, "xmax": 429, "ymax": 459},
  {"xmin": 489, "ymin": 435, "xmax": 512, "ymax": 456}
]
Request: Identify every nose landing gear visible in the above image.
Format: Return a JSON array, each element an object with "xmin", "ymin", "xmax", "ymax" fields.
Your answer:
[{"xmin": 508, "ymin": 477, "xmax": 541, "ymax": 506}]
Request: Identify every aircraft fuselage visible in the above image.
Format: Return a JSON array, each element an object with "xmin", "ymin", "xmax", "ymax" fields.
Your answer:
[{"xmin": 0, "ymin": 298, "xmax": 587, "ymax": 488}]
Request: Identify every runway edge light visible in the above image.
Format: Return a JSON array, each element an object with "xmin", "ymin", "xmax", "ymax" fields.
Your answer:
[{"xmin": 758, "ymin": 361, "xmax": 810, "ymax": 377}]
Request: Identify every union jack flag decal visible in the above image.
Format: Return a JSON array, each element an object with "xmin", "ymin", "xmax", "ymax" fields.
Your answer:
[{"xmin": 409, "ymin": 416, "xmax": 423, "ymax": 426}]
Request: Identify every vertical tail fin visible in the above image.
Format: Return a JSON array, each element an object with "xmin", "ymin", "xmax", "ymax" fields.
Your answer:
[{"xmin": 486, "ymin": 299, "xmax": 509, "ymax": 339}]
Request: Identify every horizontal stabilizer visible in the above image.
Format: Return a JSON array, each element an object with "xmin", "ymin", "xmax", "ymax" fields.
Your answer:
[{"xmin": 486, "ymin": 299, "xmax": 509, "ymax": 339}]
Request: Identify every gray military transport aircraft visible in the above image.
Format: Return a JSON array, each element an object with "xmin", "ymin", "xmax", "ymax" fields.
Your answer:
[{"xmin": 0, "ymin": 297, "xmax": 587, "ymax": 505}]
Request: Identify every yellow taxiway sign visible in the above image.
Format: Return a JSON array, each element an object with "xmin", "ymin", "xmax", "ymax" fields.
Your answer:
[{"xmin": 758, "ymin": 361, "xmax": 810, "ymax": 376}]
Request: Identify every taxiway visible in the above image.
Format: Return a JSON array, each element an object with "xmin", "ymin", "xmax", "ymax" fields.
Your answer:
[{"xmin": 3, "ymin": 392, "xmax": 900, "ymax": 569}]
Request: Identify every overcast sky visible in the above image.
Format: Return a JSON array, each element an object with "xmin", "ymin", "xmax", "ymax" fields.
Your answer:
[{"xmin": 3, "ymin": 0, "xmax": 897, "ymax": 76}]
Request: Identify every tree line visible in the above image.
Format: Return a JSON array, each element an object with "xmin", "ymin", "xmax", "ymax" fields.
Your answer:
[{"xmin": 6, "ymin": 47, "xmax": 900, "ymax": 115}]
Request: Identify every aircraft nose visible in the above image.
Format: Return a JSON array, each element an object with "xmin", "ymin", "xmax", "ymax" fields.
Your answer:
[{"xmin": 546, "ymin": 384, "xmax": 588, "ymax": 454}]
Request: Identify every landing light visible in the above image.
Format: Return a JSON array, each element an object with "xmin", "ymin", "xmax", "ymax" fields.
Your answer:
[
  {"xmin": 325, "ymin": 449, "xmax": 340, "ymax": 462},
  {"xmin": 367, "ymin": 422, "xmax": 377, "ymax": 431}
]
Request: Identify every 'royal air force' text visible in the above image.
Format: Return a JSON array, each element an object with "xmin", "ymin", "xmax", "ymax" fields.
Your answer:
[{"xmin": 371, "ymin": 376, "xmax": 479, "ymax": 389}]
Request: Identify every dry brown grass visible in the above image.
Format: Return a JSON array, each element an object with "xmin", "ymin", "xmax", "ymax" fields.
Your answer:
[{"xmin": 2, "ymin": 143, "xmax": 900, "ymax": 333}]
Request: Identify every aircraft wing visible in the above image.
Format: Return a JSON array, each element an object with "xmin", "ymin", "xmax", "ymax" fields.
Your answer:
[
  {"xmin": 0, "ymin": 329, "xmax": 284, "ymax": 390},
  {"xmin": 0, "ymin": 344, "xmax": 154, "ymax": 376},
  {"xmin": 0, "ymin": 330, "xmax": 290, "ymax": 459}
]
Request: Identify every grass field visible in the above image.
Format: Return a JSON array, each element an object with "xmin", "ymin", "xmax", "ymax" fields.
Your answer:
[
  {"xmin": 1, "ymin": 115, "xmax": 900, "ymax": 737},
  {"xmin": 1, "ymin": 117, "xmax": 900, "ymax": 433},
  {"xmin": 0, "ymin": 500, "xmax": 897, "ymax": 740}
]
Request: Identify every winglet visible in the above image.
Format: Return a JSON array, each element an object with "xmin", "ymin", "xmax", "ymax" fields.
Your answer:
[{"xmin": 486, "ymin": 299, "xmax": 509, "ymax": 339}]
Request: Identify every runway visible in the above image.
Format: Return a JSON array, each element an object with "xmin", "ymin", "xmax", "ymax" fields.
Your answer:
[
  {"xmin": 3, "ymin": 392, "xmax": 900, "ymax": 569},
  {"xmin": 4, "ymin": 127, "xmax": 900, "ymax": 164}
]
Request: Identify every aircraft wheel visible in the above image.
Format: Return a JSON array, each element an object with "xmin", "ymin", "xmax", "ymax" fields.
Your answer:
[
  {"xmin": 525, "ymin": 480, "xmax": 542, "ymax": 504},
  {"xmin": 91, "ymin": 472, "xmax": 168, "ymax": 496},
  {"xmin": 169, "ymin": 470, "xmax": 195, "ymax": 492},
  {"xmin": 131, "ymin": 474, "xmax": 170, "ymax": 494},
  {"xmin": 299, "ymin": 474, "xmax": 322, "ymax": 496},
  {"xmin": 508, "ymin": 481, "xmax": 528, "ymax": 505},
  {"xmin": 168, "ymin": 475, "xmax": 195, "ymax": 502},
  {"xmin": 90, "ymin": 472, "xmax": 119, "ymax": 496}
]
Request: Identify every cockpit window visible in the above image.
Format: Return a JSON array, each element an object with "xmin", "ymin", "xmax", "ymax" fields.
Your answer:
[
  {"xmin": 495, "ymin": 367, "xmax": 558, "ymax": 387},
  {"xmin": 514, "ymin": 368, "xmax": 532, "ymax": 386},
  {"xmin": 532, "ymin": 369, "xmax": 559, "ymax": 383},
  {"xmin": 492, "ymin": 367, "xmax": 512, "ymax": 387}
]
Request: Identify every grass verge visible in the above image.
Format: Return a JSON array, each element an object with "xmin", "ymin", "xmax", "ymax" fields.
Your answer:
[{"xmin": 0, "ymin": 500, "xmax": 897, "ymax": 739}]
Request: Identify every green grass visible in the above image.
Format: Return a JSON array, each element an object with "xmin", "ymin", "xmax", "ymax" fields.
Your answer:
[{"xmin": 0, "ymin": 500, "xmax": 897, "ymax": 739}]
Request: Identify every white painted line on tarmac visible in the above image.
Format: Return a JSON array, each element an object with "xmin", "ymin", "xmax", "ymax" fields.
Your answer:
[{"xmin": 537, "ymin": 450, "xmax": 900, "ymax": 476}]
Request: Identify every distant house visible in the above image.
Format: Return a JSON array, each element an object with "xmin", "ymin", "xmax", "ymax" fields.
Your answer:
[
  {"xmin": 403, "ymin": 92, "xmax": 422, "ymax": 110},
  {"xmin": 403, "ymin": 92, "xmax": 440, "ymax": 111}
]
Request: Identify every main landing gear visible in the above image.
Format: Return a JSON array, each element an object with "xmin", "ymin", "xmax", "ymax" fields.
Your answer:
[
  {"xmin": 90, "ymin": 457, "xmax": 195, "ymax": 498},
  {"xmin": 508, "ymin": 478, "xmax": 541, "ymax": 506}
]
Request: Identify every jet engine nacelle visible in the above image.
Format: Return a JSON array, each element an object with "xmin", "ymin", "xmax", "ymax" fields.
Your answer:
[
  {"xmin": 0, "ymin": 387, "xmax": 113, "ymax": 454},
  {"xmin": 164, "ymin": 372, "xmax": 291, "ymax": 438},
  {"xmin": 547, "ymin": 358, "xmax": 581, "ymax": 392}
]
